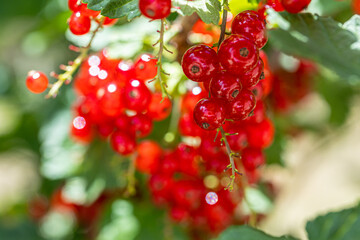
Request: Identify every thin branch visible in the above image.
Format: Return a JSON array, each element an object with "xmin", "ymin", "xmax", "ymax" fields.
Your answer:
[{"xmin": 46, "ymin": 19, "xmax": 104, "ymax": 98}]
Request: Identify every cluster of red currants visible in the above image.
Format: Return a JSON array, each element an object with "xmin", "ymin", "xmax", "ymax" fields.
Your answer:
[
  {"xmin": 67, "ymin": 0, "xmax": 117, "ymax": 35},
  {"xmin": 181, "ymin": 10, "xmax": 267, "ymax": 131},
  {"xmin": 259, "ymin": 0, "xmax": 312, "ymax": 14},
  {"xmin": 71, "ymin": 49, "xmax": 172, "ymax": 155}
]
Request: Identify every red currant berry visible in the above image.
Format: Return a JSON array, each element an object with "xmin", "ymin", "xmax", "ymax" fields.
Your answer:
[
  {"xmin": 227, "ymin": 89, "xmax": 256, "ymax": 121},
  {"xmin": 281, "ymin": 0, "xmax": 311, "ymax": 13},
  {"xmin": 241, "ymin": 147, "xmax": 265, "ymax": 170},
  {"xmin": 110, "ymin": 130, "xmax": 136, "ymax": 155},
  {"xmin": 244, "ymin": 100, "xmax": 266, "ymax": 124},
  {"xmin": 68, "ymin": 0, "xmax": 81, "ymax": 12},
  {"xmin": 180, "ymin": 87, "xmax": 207, "ymax": 113},
  {"xmin": 26, "ymin": 71, "xmax": 48, "ymax": 94},
  {"xmin": 218, "ymin": 34, "xmax": 259, "ymax": 75},
  {"xmin": 147, "ymin": 93, "xmax": 172, "ymax": 121},
  {"xmin": 225, "ymin": 125, "xmax": 248, "ymax": 152},
  {"xmin": 179, "ymin": 113, "xmax": 204, "ymax": 137},
  {"xmin": 246, "ymin": 118, "xmax": 274, "ymax": 148},
  {"xmin": 172, "ymin": 180, "xmax": 203, "ymax": 209},
  {"xmin": 114, "ymin": 114, "xmax": 130, "ymax": 130},
  {"xmin": 103, "ymin": 17, "xmax": 118, "ymax": 26},
  {"xmin": 124, "ymin": 79, "xmax": 151, "ymax": 112},
  {"xmin": 97, "ymin": 82, "xmax": 125, "ymax": 117},
  {"xmin": 232, "ymin": 10, "xmax": 267, "ymax": 49},
  {"xmin": 136, "ymin": 140, "xmax": 162, "ymax": 174},
  {"xmin": 139, "ymin": 0, "xmax": 171, "ymax": 19},
  {"xmin": 134, "ymin": 53, "xmax": 157, "ymax": 81},
  {"xmin": 79, "ymin": 3, "xmax": 100, "ymax": 17},
  {"xmin": 267, "ymin": 0, "xmax": 285, "ymax": 11},
  {"xmin": 170, "ymin": 207, "xmax": 189, "ymax": 222},
  {"xmin": 210, "ymin": 72, "xmax": 242, "ymax": 102},
  {"xmin": 353, "ymin": 0, "xmax": 360, "ymax": 14},
  {"xmin": 69, "ymin": 11, "xmax": 91, "ymax": 35},
  {"xmin": 241, "ymin": 58, "xmax": 264, "ymax": 89},
  {"xmin": 181, "ymin": 45, "xmax": 219, "ymax": 82},
  {"xmin": 193, "ymin": 98, "xmax": 226, "ymax": 130},
  {"xmin": 71, "ymin": 116, "xmax": 93, "ymax": 143},
  {"xmin": 129, "ymin": 114, "xmax": 153, "ymax": 138}
]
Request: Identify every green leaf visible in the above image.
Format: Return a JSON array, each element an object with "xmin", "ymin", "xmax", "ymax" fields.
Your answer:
[
  {"xmin": 306, "ymin": 203, "xmax": 360, "ymax": 240},
  {"xmin": 173, "ymin": 0, "xmax": 222, "ymax": 24},
  {"xmin": 83, "ymin": 0, "xmax": 141, "ymax": 21},
  {"xmin": 219, "ymin": 226, "xmax": 297, "ymax": 240},
  {"xmin": 268, "ymin": 13, "xmax": 360, "ymax": 83}
]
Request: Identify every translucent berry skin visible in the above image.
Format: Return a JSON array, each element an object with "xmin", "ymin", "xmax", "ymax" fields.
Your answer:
[
  {"xmin": 69, "ymin": 11, "xmax": 91, "ymax": 35},
  {"xmin": 281, "ymin": 0, "xmax": 311, "ymax": 13},
  {"xmin": 134, "ymin": 54, "xmax": 157, "ymax": 81},
  {"xmin": 124, "ymin": 79, "xmax": 151, "ymax": 112},
  {"xmin": 193, "ymin": 98, "xmax": 226, "ymax": 130},
  {"xmin": 136, "ymin": 140, "xmax": 162, "ymax": 174},
  {"xmin": 26, "ymin": 71, "xmax": 48, "ymax": 94},
  {"xmin": 68, "ymin": 0, "xmax": 81, "ymax": 12},
  {"xmin": 181, "ymin": 44, "xmax": 219, "ymax": 82},
  {"xmin": 129, "ymin": 114, "xmax": 153, "ymax": 138},
  {"xmin": 241, "ymin": 147, "xmax": 265, "ymax": 171},
  {"xmin": 147, "ymin": 93, "xmax": 172, "ymax": 121},
  {"xmin": 241, "ymin": 58, "xmax": 264, "ymax": 89},
  {"xmin": 231, "ymin": 10, "xmax": 267, "ymax": 49},
  {"xmin": 218, "ymin": 35, "xmax": 259, "ymax": 75},
  {"xmin": 227, "ymin": 89, "xmax": 256, "ymax": 121},
  {"xmin": 110, "ymin": 130, "xmax": 136, "ymax": 155},
  {"xmin": 209, "ymin": 72, "xmax": 242, "ymax": 102},
  {"xmin": 139, "ymin": 0, "xmax": 171, "ymax": 19},
  {"xmin": 246, "ymin": 118, "xmax": 275, "ymax": 148}
]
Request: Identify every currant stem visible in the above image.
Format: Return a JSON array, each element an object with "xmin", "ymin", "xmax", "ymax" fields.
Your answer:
[
  {"xmin": 155, "ymin": 18, "xmax": 170, "ymax": 99},
  {"xmin": 218, "ymin": 0, "xmax": 229, "ymax": 48},
  {"xmin": 219, "ymin": 126, "xmax": 237, "ymax": 191},
  {"xmin": 46, "ymin": 19, "xmax": 104, "ymax": 98}
]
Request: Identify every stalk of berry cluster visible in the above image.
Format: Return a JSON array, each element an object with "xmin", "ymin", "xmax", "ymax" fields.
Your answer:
[
  {"xmin": 151, "ymin": 18, "xmax": 171, "ymax": 99},
  {"xmin": 217, "ymin": 0, "xmax": 258, "ymax": 226},
  {"xmin": 46, "ymin": 19, "xmax": 104, "ymax": 98}
]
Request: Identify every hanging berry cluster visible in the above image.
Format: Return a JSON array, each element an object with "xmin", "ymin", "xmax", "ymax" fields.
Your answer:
[
  {"xmin": 68, "ymin": 0, "xmax": 117, "ymax": 35},
  {"xmin": 71, "ymin": 50, "xmax": 172, "ymax": 154}
]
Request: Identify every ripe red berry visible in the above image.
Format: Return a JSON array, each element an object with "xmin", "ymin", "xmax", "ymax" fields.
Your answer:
[
  {"xmin": 172, "ymin": 180, "xmax": 203, "ymax": 209},
  {"xmin": 129, "ymin": 114, "xmax": 153, "ymax": 138},
  {"xmin": 179, "ymin": 113, "xmax": 204, "ymax": 137},
  {"xmin": 181, "ymin": 45, "xmax": 219, "ymax": 82},
  {"xmin": 68, "ymin": 0, "xmax": 81, "ymax": 12},
  {"xmin": 139, "ymin": 0, "xmax": 171, "ymax": 19},
  {"xmin": 69, "ymin": 11, "xmax": 91, "ymax": 35},
  {"xmin": 136, "ymin": 140, "xmax": 162, "ymax": 174},
  {"xmin": 180, "ymin": 87, "xmax": 207, "ymax": 113},
  {"xmin": 79, "ymin": 3, "xmax": 100, "ymax": 17},
  {"xmin": 71, "ymin": 116, "xmax": 93, "ymax": 143},
  {"xmin": 193, "ymin": 98, "xmax": 226, "ymax": 130},
  {"xmin": 231, "ymin": 10, "xmax": 267, "ymax": 49},
  {"xmin": 246, "ymin": 118, "xmax": 274, "ymax": 148},
  {"xmin": 281, "ymin": 0, "xmax": 311, "ymax": 13},
  {"xmin": 353, "ymin": 0, "xmax": 360, "ymax": 14},
  {"xmin": 210, "ymin": 72, "xmax": 242, "ymax": 102},
  {"xmin": 241, "ymin": 147, "xmax": 265, "ymax": 171},
  {"xmin": 97, "ymin": 82, "xmax": 125, "ymax": 117},
  {"xmin": 110, "ymin": 130, "xmax": 136, "ymax": 155},
  {"xmin": 124, "ymin": 79, "xmax": 151, "ymax": 112},
  {"xmin": 134, "ymin": 54, "xmax": 157, "ymax": 81},
  {"xmin": 225, "ymin": 125, "xmax": 248, "ymax": 152},
  {"xmin": 103, "ymin": 17, "xmax": 118, "ymax": 26},
  {"xmin": 241, "ymin": 58, "xmax": 264, "ymax": 89},
  {"xmin": 244, "ymin": 100, "xmax": 266, "ymax": 124},
  {"xmin": 147, "ymin": 93, "xmax": 172, "ymax": 121},
  {"xmin": 218, "ymin": 35, "xmax": 259, "ymax": 75},
  {"xmin": 267, "ymin": 0, "xmax": 285, "ymax": 11},
  {"xmin": 227, "ymin": 89, "xmax": 256, "ymax": 121},
  {"xmin": 26, "ymin": 71, "xmax": 48, "ymax": 94}
]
